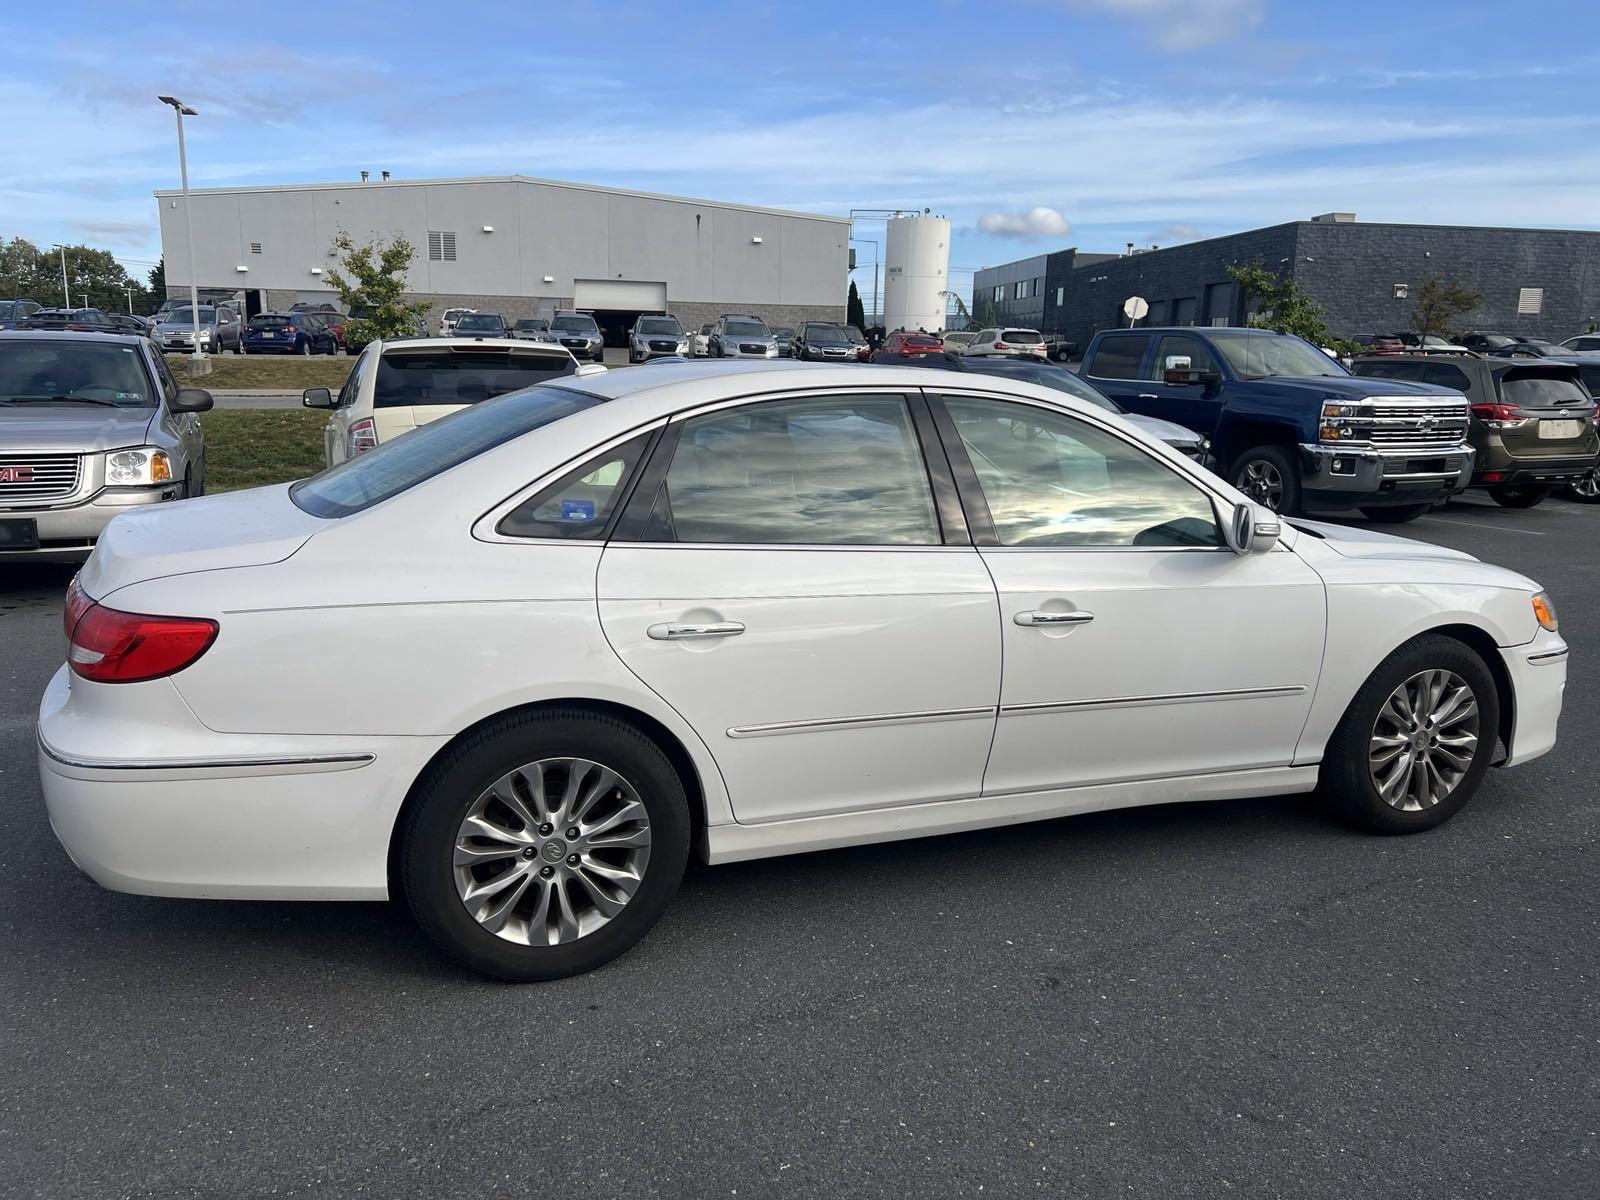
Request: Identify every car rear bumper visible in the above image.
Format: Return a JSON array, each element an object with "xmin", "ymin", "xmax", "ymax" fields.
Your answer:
[
  {"xmin": 0, "ymin": 485, "xmax": 181, "ymax": 561},
  {"xmin": 1473, "ymin": 453, "xmax": 1598, "ymax": 487},
  {"xmin": 1299, "ymin": 443, "xmax": 1474, "ymax": 508},
  {"xmin": 36, "ymin": 666, "xmax": 443, "ymax": 900}
]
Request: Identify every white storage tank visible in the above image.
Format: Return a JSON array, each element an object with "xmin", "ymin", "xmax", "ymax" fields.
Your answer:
[{"xmin": 883, "ymin": 213, "xmax": 950, "ymax": 332}]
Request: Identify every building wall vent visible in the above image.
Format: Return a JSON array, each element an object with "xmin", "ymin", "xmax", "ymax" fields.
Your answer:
[
  {"xmin": 1517, "ymin": 287, "xmax": 1544, "ymax": 315},
  {"xmin": 427, "ymin": 231, "xmax": 457, "ymax": 262}
]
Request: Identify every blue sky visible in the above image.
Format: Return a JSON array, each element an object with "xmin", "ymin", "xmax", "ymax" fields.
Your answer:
[{"xmin": 4, "ymin": 0, "xmax": 1597, "ymax": 300}]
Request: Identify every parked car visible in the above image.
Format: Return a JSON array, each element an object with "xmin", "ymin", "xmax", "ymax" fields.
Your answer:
[
  {"xmin": 963, "ymin": 327, "xmax": 1047, "ymax": 359},
  {"xmin": 1353, "ymin": 334, "xmax": 1407, "ymax": 356},
  {"xmin": 1560, "ymin": 334, "xmax": 1600, "ymax": 353},
  {"xmin": 0, "ymin": 299, "xmax": 42, "ymax": 330},
  {"xmin": 154, "ymin": 305, "xmax": 242, "ymax": 354},
  {"xmin": 628, "ymin": 315, "xmax": 688, "ymax": 363},
  {"xmin": 1352, "ymin": 355, "xmax": 1600, "ymax": 508},
  {"xmin": 871, "ymin": 331, "xmax": 946, "ymax": 361},
  {"xmin": 941, "ymin": 331, "xmax": 978, "ymax": 354},
  {"xmin": 873, "ymin": 351, "xmax": 1210, "ymax": 461},
  {"xmin": 454, "ymin": 313, "xmax": 511, "ymax": 340},
  {"xmin": 791, "ymin": 322, "xmax": 858, "ymax": 362},
  {"xmin": 708, "ymin": 315, "xmax": 779, "ymax": 359},
  {"xmin": 106, "ymin": 313, "xmax": 158, "ymax": 342},
  {"xmin": 842, "ymin": 324, "xmax": 871, "ymax": 361},
  {"xmin": 0, "ymin": 330, "xmax": 210, "ymax": 561},
  {"xmin": 547, "ymin": 312, "xmax": 606, "ymax": 363},
  {"xmin": 1392, "ymin": 333, "xmax": 1472, "ymax": 354},
  {"xmin": 303, "ymin": 337, "xmax": 586, "ymax": 466},
  {"xmin": 310, "ymin": 312, "xmax": 349, "ymax": 352},
  {"xmin": 290, "ymin": 302, "xmax": 338, "ymax": 314},
  {"xmin": 1488, "ymin": 339, "xmax": 1592, "ymax": 360},
  {"xmin": 770, "ymin": 326, "xmax": 795, "ymax": 358},
  {"xmin": 239, "ymin": 311, "xmax": 337, "ymax": 356},
  {"xmin": 1458, "ymin": 332, "xmax": 1522, "ymax": 355},
  {"xmin": 40, "ymin": 359, "xmax": 1566, "ymax": 981},
  {"xmin": 20, "ymin": 308, "xmax": 125, "ymax": 336},
  {"xmin": 1042, "ymin": 332, "xmax": 1078, "ymax": 362},
  {"xmin": 687, "ymin": 324, "xmax": 714, "ymax": 358},
  {"xmin": 511, "ymin": 319, "xmax": 552, "ymax": 342},
  {"xmin": 438, "ymin": 308, "xmax": 476, "ymax": 337},
  {"xmin": 1080, "ymin": 326, "xmax": 1473, "ymax": 522}
]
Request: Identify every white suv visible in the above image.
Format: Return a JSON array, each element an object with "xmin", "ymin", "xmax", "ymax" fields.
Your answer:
[
  {"xmin": 963, "ymin": 327, "xmax": 1047, "ymax": 359},
  {"xmin": 303, "ymin": 337, "xmax": 589, "ymax": 466}
]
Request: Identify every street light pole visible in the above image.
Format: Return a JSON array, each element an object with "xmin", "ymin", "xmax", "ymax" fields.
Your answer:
[
  {"xmin": 57, "ymin": 245, "xmax": 69, "ymax": 306},
  {"xmin": 158, "ymin": 95, "xmax": 204, "ymax": 370}
]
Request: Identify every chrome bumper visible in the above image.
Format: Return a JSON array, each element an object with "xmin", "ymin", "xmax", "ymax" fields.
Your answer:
[
  {"xmin": 1299, "ymin": 443, "xmax": 1474, "ymax": 504},
  {"xmin": 0, "ymin": 485, "xmax": 180, "ymax": 560}
]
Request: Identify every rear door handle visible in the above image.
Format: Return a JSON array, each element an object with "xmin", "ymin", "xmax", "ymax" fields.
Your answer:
[
  {"xmin": 1014, "ymin": 610, "xmax": 1094, "ymax": 627},
  {"xmin": 648, "ymin": 621, "xmax": 746, "ymax": 641}
]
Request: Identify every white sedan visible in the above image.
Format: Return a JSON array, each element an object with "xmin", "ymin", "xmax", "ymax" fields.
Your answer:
[{"xmin": 39, "ymin": 361, "xmax": 1567, "ymax": 980}]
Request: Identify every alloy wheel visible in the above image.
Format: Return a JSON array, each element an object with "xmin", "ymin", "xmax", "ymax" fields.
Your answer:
[
  {"xmin": 1570, "ymin": 473, "xmax": 1600, "ymax": 501},
  {"xmin": 1367, "ymin": 669, "xmax": 1480, "ymax": 810},
  {"xmin": 1237, "ymin": 458, "xmax": 1285, "ymax": 510},
  {"xmin": 452, "ymin": 757, "xmax": 652, "ymax": 946}
]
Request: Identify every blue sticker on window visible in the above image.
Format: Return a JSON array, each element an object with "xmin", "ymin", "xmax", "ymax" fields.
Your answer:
[{"xmin": 561, "ymin": 499, "xmax": 596, "ymax": 522}]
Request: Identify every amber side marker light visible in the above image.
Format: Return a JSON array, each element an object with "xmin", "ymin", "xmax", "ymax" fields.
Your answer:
[{"xmin": 1532, "ymin": 592, "xmax": 1559, "ymax": 633}]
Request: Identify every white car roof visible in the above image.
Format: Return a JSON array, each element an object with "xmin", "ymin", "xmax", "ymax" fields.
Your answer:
[{"xmin": 375, "ymin": 336, "xmax": 573, "ymax": 355}]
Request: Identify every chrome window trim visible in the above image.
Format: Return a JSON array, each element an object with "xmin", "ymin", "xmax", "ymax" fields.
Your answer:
[
  {"xmin": 728, "ymin": 706, "xmax": 997, "ymax": 739},
  {"xmin": 1000, "ymin": 685, "xmax": 1307, "ymax": 717}
]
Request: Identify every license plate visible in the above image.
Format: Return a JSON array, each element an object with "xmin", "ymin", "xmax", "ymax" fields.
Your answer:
[
  {"xmin": 261, "ymin": 332, "xmax": 276, "ymax": 338},
  {"xmin": 1538, "ymin": 419, "xmax": 1582, "ymax": 439},
  {"xmin": 0, "ymin": 518, "xmax": 39, "ymax": 549}
]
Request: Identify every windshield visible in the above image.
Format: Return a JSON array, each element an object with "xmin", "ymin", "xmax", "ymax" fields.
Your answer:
[
  {"xmin": 724, "ymin": 320, "xmax": 769, "ymax": 338},
  {"xmin": 166, "ymin": 307, "xmax": 215, "ymax": 323},
  {"xmin": 455, "ymin": 315, "xmax": 503, "ymax": 331},
  {"xmin": 514, "ymin": 320, "xmax": 547, "ymax": 330},
  {"xmin": 292, "ymin": 385, "xmax": 603, "ymax": 519},
  {"xmin": 1210, "ymin": 331, "xmax": 1347, "ymax": 379},
  {"xmin": 963, "ymin": 360, "xmax": 1121, "ymax": 413},
  {"xmin": 371, "ymin": 349, "xmax": 579, "ymax": 409},
  {"xmin": 0, "ymin": 340, "xmax": 154, "ymax": 407},
  {"xmin": 1520, "ymin": 340, "xmax": 1564, "ymax": 354},
  {"xmin": 806, "ymin": 324, "xmax": 847, "ymax": 344},
  {"xmin": 636, "ymin": 317, "xmax": 681, "ymax": 335},
  {"xmin": 551, "ymin": 316, "xmax": 598, "ymax": 333},
  {"xmin": 845, "ymin": 326, "xmax": 865, "ymax": 341}
]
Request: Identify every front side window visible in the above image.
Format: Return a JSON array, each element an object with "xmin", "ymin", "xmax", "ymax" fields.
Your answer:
[
  {"xmin": 1087, "ymin": 334, "xmax": 1148, "ymax": 380},
  {"xmin": 650, "ymin": 395, "xmax": 939, "ymax": 545},
  {"xmin": 942, "ymin": 396, "xmax": 1220, "ymax": 548},
  {"xmin": 1210, "ymin": 332, "xmax": 1346, "ymax": 379}
]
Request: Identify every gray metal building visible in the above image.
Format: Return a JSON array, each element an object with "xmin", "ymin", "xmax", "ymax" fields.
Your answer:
[
  {"xmin": 973, "ymin": 215, "xmax": 1600, "ymax": 351},
  {"xmin": 155, "ymin": 174, "xmax": 850, "ymax": 342}
]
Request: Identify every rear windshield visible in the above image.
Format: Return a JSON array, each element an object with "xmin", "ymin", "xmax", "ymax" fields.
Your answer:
[
  {"xmin": 291, "ymin": 385, "xmax": 603, "ymax": 518},
  {"xmin": 903, "ymin": 335, "xmax": 942, "ymax": 347},
  {"xmin": 636, "ymin": 317, "xmax": 681, "ymax": 335},
  {"xmin": 250, "ymin": 315, "xmax": 292, "ymax": 329},
  {"xmin": 1002, "ymin": 330, "xmax": 1043, "ymax": 344},
  {"xmin": 372, "ymin": 348, "xmax": 577, "ymax": 409},
  {"xmin": 1501, "ymin": 374, "xmax": 1590, "ymax": 408},
  {"xmin": 0, "ymin": 340, "xmax": 153, "ymax": 407}
]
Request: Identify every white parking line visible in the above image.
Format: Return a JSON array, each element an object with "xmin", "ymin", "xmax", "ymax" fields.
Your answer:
[{"xmin": 1415, "ymin": 516, "xmax": 1546, "ymax": 536}]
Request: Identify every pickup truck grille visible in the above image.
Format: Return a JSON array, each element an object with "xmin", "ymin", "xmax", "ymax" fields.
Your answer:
[
  {"xmin": 1367, "ymin": 401, "xmax": 1469, "ymax": 449},
  {"xmin": 0, "ymin": 453, "xmax": 81, "ymax": 503}
]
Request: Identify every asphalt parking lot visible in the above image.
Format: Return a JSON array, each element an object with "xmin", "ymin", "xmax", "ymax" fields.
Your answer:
[{"xmin": 0, "ymin": 495, "xmax": 1594, "ymax": 1198}]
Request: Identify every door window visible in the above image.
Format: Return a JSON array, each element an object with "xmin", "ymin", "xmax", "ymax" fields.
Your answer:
[
  {"xmin": 1086, "ymin": 334, "xmax": 1148, "ymax": 379},
  {"xmin": 1148, "ymin": 334, "xmax": 1219, "ymax": 379},
  {"xmin": 942, "ymin": 396, "xmax": 1221, "ymax": 548},
  {"xmin": 649, "ymin": 395, "xmax": 940, "ymax": 545}
]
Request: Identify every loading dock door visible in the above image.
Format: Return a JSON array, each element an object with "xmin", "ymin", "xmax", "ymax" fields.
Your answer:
[{"xmin": 573, "ymin": 279, "xmax": 668, "ymax": 312}]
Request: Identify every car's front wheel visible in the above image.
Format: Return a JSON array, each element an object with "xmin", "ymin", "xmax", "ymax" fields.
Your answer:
[
  {"xmin": 1360, "ymin": 503, "xmax": 1431, "ymax": 524},
  {"xmin": 1317, "ymin": 634, "xmax": 1499, "ymax": 834},
  {"xmin": 1230, "ymin": 445, "xmax": 1301, "ymax": 515},
  {"xmin": 400, "ymin": 710, "xmax": 691, "ymax": 980}
]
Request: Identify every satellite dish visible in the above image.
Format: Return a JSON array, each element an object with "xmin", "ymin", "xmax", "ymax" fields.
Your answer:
[{"xmin": 1122, "ymin": 295, "xmax": 1150, "ymax": 322}]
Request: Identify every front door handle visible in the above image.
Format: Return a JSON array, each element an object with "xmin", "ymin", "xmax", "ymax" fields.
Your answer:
[
  {"xmin": 648, "ymin": 621, "xmax": 746, "ymax": 641},
  {"xmin": 1014, "ymin": 610, "xmax": 1094, "ymax": 627},
  {"xmin": 1137, "ymin": 393, "xmax": 1159, "ymax": 400}
]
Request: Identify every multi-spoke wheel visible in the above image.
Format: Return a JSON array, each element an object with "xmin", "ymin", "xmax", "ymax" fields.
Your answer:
[
  {"xmin": 1319, "ymin": 635, "xmax": 1499, "ymax": 833},
  {"xmin": 401, "ymin": 711, "xmax": 690, "ymax": 980},
  {"xmin": 1230, "ymin": 445, "xmax": 1300, "ymax": 515}
]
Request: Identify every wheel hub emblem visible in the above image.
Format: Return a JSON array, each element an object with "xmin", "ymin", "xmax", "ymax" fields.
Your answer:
[{"xmin": 541, "ymin": 839, "xmax": 568, "ymax": 864}]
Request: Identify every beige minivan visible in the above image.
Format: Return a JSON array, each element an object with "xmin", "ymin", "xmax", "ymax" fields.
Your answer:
[{"xmin": 303, "ymin": 337, "xmax": 593, "ymax": 466}]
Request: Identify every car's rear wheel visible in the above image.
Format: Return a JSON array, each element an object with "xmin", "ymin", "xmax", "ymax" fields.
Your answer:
[
  {"xmin": 1360, "ymin": 503, "xmax": 1432, "ymax": 524},
  {"xmin": 400, "ymin": 710, "xmax": 690, "ymax": 981},
  {"xmin": 1230, "ymin": 445, "xmax": 1301, "ymax": 515},
  {"xmin": 1317, "ymin": 634, "xmax": 1499, "ymax": 834},
  {"xmin": 299, "ymin": 339, "xmax": 311, "ymax": 357},
  {"xmin": 1489, "ymin": 484, "xmax": 1551, "ymax": 508}
]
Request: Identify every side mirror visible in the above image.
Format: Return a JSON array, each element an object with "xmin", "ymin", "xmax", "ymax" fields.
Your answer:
[
  {"xmin": 170, "ymin": 387, "xmax": 214, "ymax": 413},
  {"xmin": 302, "ymin": 387, "xmax": 336, "ymax": 409},
  {"xmin": 1220, "ymin": 500, "xmax": 1280, "ymax": 555}
]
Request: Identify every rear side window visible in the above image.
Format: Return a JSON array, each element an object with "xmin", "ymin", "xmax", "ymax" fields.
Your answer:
[
  {"xmin": 291, "ymin": 385, "xmax": 603, "ymax": 518},
  {"xmin": 372, "ymin": 350, "xmax": 577, "ymax": 408},
  {"xmin": 498, "ymin": 432, "xmax": 654, "ymax": 540},
  {"xmin": 1087, "ymin": 335, "xmax": 1148, "ymax": 379}
]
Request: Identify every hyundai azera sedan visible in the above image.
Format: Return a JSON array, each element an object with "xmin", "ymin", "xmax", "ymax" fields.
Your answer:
[{"xmin": 39, "ymin": 362, "xmax": 1567, "ymax": 980}]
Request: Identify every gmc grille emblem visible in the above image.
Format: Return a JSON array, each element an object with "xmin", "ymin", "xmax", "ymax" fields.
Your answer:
[{"xmin": 0, "ymin": 466, "xmax": 35, "ymax": 483}]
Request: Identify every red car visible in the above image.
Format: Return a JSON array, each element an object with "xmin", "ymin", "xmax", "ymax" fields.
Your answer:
[
  {"xmin": 872, "ymin": 331, "xmax": 946, "ymax": 361},
  {"xmin": 1353, "ymin": 334, "xmax": 1406, "ymax": 356},
  {"xmin": 313, "ymin": 313, "xmax": 349, "ymax": 351}
]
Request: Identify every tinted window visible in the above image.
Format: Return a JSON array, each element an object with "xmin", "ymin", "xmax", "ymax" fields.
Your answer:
[
  {"xmin": 498, "ymin": 432, "xmax": 654, "ymax": 539},
  {"xmin": 1149, "ymin": 334, "xmax": 1219, "ymax": 379},
  {"xmin": 1423, "ymin": 363, "xmax": 1473, "ymax": 391},
  {"xmin": 804, "ymin": 323, "xmax": 847, "ymax": 343},
  {"xmin": 455, "ymin": 314, "xmax": 504, "ymax": 332},
  {"xmin": 1087, "ymin": 335, "xmax": 1148, "ymax": 379},
  {"xmin": 291, "ymin": 385, "xmax": 602, "ymax": 518},
  {"xmin": 1351, "ymin": 360, "xmax": 1415, "ymax": 379},
  {"xmin": 1002, "ymin": 330, "xmax": 1043, "ymax": 345},
  {"xmin": 943, "ymin": 396, "xmax": 1220, "ymax": 548},
  {"xmin": 723, "ymin": 319, "xmax": 769, "ymax": 338},
  {"xmin": 959, "ymin": 360, "xmax": 1121, "ymax": 413},
  {"xmin": 636, "ymin": 317, "xmax": 681, "ymax": 335},
  {"xmin": 371, "ymin": 349, "xmax": 577, "ymax": 409},
  {"xmin": 655, "ymin": 395, "xmax": 939, "ymax": 545},
  {"xmin": 0, "ymin": 340, "xmax": 154, "ymax": 407},
  {"xmin": 1577, "ymin": 365, "xmax": 1600, "ymax": 395},
  {"xmin": 250, "ymin": 315, "xmax": 292, "ymax": 330},
  {"xmin": 1500, "ymin": 375, "xmax": 1590, "ymax": 408}
]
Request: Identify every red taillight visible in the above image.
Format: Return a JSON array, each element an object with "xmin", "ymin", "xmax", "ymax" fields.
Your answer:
[
  {"xmin": 1481, "ymin": 471, "xmax": 1507, "ymax": 483},
  {"xmin": 63, "ymin": 576, "xmax": 94, "ymax": 640},
  {"xmin": 1470, "ymin": 401, "xmax": 1530, "ymax": 429},
  {"xmin": 994, "ymin": 341, "xmax": 1009, "ymax": 350},
  {"xmin": 347, "ymin": 417, "xmax": 378, "ymax": 456},
  {"xmin": 67, "ymin": 592, "xmax": 218, "ymax": 684}
]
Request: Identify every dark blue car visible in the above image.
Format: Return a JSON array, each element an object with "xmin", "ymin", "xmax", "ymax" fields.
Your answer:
[{"xmin": 240, "ymin": 311, "xmax": 338, "ymax": 356}]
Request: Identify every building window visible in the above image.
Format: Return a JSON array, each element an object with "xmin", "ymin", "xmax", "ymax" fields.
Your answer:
[
  {"xmin": 249, "ymin": 242, "xmax": 263, "ymax": 255},
  {"xmin": 1517, "ymin": 287, "xmax": 1544, "ymax": 315},
  {"xmin": 993, "ymin": 285, "xmax": 1004, "ymax": 303},
  {"xmin": 428, "ymin": 231, "xmax": 458, "ymax": 262},
  {"xmin": 1014, "ymin": 280, "xmax": 1030, "ymax": 300},
  {"xmin": 1055, "ymin": 286, "xmax": 1065, "ymax": 306}
]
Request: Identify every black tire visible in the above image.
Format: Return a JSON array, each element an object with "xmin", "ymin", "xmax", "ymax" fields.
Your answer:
[
  {"xmin": 1229, "ymin": 444, "xmax": 1301, "ymax": 515},
  {"xmin": 400, "ymin": 709, "xmax": 691, "ymax": 981},
  {"xmin": 1360, "ymin": 503, "xmax": 1432, "ymax": 524},
  {"xmin": 1489, "ymin": 484, "xmax": 1550, "ymax": 509},
  {"xmin": 1317, "ymin": 634, "xmax": 1500, "ymax": 835}
]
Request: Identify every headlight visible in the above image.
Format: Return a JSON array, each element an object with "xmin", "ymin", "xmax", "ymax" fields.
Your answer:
[
  {"xmin": 1532, "ymin": 591, "xmax": 1558, "ymax": 632},
  {"xmin": 106, "ymin": 448, "xmax": 172, "ymax": 486}
]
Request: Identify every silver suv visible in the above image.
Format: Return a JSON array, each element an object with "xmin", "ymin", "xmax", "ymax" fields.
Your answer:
[
  {"xmin": 709, "ymin": 314, "xmax": 779, "ymax": 359},
  {"xmin": 628, "ymin": 315, "xmax": 688, "ymax": 363},
  {"xmin": 0, "ymin": 331, "xmax": 211, "ymax": 561},
  {"xmin": 549, "ymin": 312, "xmax": 606, "ymax": 363}
]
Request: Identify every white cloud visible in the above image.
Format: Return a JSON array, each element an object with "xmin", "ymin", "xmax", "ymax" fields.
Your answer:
[
  {"xmin": 1068, "ymin": 0, "xmax": 1266, "ymax": 51},
  {"xmin": 977, "ymin": 207, "xmax": 1073, "ymax": 239},
  {"xmin": 1143, "ymin": 222, "xmax": 1206, "ymax": 246}
]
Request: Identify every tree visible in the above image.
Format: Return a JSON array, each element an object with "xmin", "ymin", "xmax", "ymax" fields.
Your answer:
[
  {"xmin": 325, "ymin": 232, "xmax": 429, "ymax": 344},
  {"xmin": 1225, "ymin": 260, "xmax": 1360, "ymax": 356},
  {"xmin": 847, "ymin": 280, "xmax": 866, "ymax": 331},
  {"xmin": 0, "ymin": 236, "xmax": 56, "ymax": 302},
  {"xmin": 147, "ymin": 258, "xmax": 166, "ymax": 303},
  {"xmin": 1410, "ymin": 276, "xmax": 1480, "ymax": 340}
]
